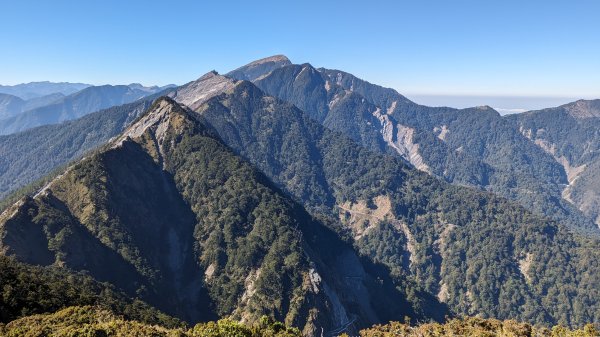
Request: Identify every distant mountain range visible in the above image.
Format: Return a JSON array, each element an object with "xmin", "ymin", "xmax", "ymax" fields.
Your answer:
[
  {"xmin": 0, "ymin": 83, "xmax": 175, "ymax": 135},
  {"xmin": 0, "ymin": 94, "xmax": 164, "ymax": 200},
  {"xmin": 0, "ymin": 92, "xmax": 65, "ymax": 120},
  {"xmin": 405, "ymin": 94, "xmax": 584, "ymax": 114},
  {"xmin": 0, "ymin": 56, "xmax": 599, "ymax": 334},
  {"xmin": 0, "ymin": 81, "xmax": 91, "ymax": 100}
]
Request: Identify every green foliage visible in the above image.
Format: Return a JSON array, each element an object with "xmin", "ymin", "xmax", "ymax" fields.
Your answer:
[
  {"xmin": 2, "ymin": 307, "xmax": 596, "ymax": 337},
  {"xmin": 194, "ymin": 80, "xmax": 600, "ymax": 327},
  {"xmin": 360, "ymin": 318, "xmax": 599, "ymax": 337},
  {"xmin": 2, "ymin": 74, "xmax": 599, "ymax": 334},
  {"xmin": 315, "ymin": 68, "xmax": 598, "ymax": 234},
  {"xmin": 191, "ymin": 317, "xmax": 300, "ymax": 337},
  {"xmin": 3, "ymin": 97, "xmax": 418, "ymax": 333},
  {"xmin": 507, "ymin": 105, "xmax": 600, "ymax": 232},
  {"xmin": 0, "ymin": 255, "xmax": 181, "ymax": 327},
  {"xmin": 0, "ymin": 306, "xmax": 302, "ymax": 337}
]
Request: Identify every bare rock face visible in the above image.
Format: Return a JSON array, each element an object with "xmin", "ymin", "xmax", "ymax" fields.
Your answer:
[
  {"xmin": 563, "ymin": 99, "xmax": 600, "ymax": 119},
  {"xmin": 372, "ymin": 107, "xmax": 430, "ymax": 172},
  {"xmin": 169, "ymin": 71, "xmax": 238, "ymax": 111},
  {"xmin": 227, "ymin": 55, "xmax": 292, "ymax": 82}
]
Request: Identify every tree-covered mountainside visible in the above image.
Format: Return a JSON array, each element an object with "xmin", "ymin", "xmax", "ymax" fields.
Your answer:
[
  {"xmin": 240, "ymin": 64, "xmax": 391, "ymax": 156},
  {"xmin": 0, "ymin": 84, "xmax": 171, "ymax": 135},
  {"xmin": 0, "ymin": 95, "xmax": 164, "ymax": 202},
  {"xmin": 227, "ymin": 59, "xmax": 598, "ymax": 233},
  {"xmin": 0, "ymin": 255, "xmax": 180, "ymax": 327},
  {"xmin": 0, "ymin": 97, "xmax": 440, "ymax": 335},
  {"xmin": 171, "ymin": 73, "xmax": 600, "ymax": 327},
  {"xmin": 0, "ymin": 57, "xmax": 599, "ymax": 335},
  {"xmin": 507, "ymin": 100, "xmax": 600, "ymax": 229}
]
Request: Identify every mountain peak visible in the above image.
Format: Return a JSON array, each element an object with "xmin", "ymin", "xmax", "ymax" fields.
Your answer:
[
  {"xmin": 246, "ymin": 54, "xmax": 291, "ymax": 66},
  {"xmin": 171, "ymin": 71, "xmax": 237, "ymax": 111},
  {"xmin": 226, "ymin": 55, "xmax": 292, "ymax": 82},
  {"xmin": 119, "ymin": 97, "xmax": 186, "ymax": 144},
  {"xmin": 197, "ymin": 70, "xmax": 220, "ymax": 81}
]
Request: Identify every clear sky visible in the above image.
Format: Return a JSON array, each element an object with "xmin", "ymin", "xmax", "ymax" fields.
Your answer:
[{"xmin": 1, "ymin": 0, "xmax": 599, "ymax": 99}]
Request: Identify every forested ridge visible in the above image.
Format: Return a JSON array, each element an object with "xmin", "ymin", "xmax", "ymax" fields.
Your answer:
[
  {"xmin": 238, "ymin": 62, "xmax": 599, "ymax": 234},
  {"xmin": 1, "ymin": 97, "xmax": 442, "ymax": 335},
  {"xmin": 0, "ymin": 57, "xmax": 599, "ymax": 336},
  {"xmin": 0, "ymin": 90, "xmax": 173, "ymax": 201},
  {"xmin": 190, "ymin": 77, "xmax": 600, "ymax": 327}
]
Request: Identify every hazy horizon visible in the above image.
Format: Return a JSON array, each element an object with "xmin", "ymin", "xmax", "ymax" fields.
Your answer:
[
  {"xmin": 1, "ymin": 1, "xmax": 599, "ymax": 99},
  {"xmin": 0, "ymin": 76, "xmax": 594, "ymax": 114},
  {"xmin": 406, "ymin": 94, "xmax": 589, "ymax": 114}
]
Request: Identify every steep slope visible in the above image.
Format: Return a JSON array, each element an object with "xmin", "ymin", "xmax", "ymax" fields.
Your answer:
[
  {"xmin": 562, "ymin": 99, "xmax": 600, "ymax": 119},
  {"xmin": 318, "ymin": 68, "xmax": 597, "ymax": 233},
  {"xmin": 0, "ymin": 95, "xmax": 163, "ymax": 202},
  {"xmin": 508, "ymin": 100, "xmax": 600, "ymax": 229},
  {"xmin": 0, "ymin": 96, "xmax": 430, "ymax": 335},
  {"xmin": 1, "ymin": 60, "xmax": 598, "ymax": 330},
  {"xmin": 171, "ymin": 73, "xmax": 600, "ymax": 327},
  {"xmin": 245, "ymin": 63, "xmax": 390, "ymax": 156},
  {"xmin": 0, "ymin": 81, "xmax": 90, "ymax": 100},
  {"xmin": 228, "ymin": 58, "xmax": 597, "ymax": 233},
  {"xmin": 0, "ymin": 84, "xmax": 170, "ymax": 135}
]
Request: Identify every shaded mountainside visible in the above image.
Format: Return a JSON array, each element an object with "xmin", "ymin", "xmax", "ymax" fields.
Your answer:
[
  {"xmin": 0, "ymin": 84, "xmax": 170, "ymax": 135},
  {"xmin": 0, "ymin": 97, "xmax": 438, "ymax": 335},
  {"xmin": 227, "ymin": 59, "xmax": 598, "ymax": 233},
  {"xmin": 0, "ymin": 256, "xmax": 180, "ymax": 327},
  {"xmin": 508, "ymin": 100, "xmax": 600, "ymax": 229},
  {"xmin": 239, "ymin": 64, "xmax": 391, "ymax": 156},
  {"xmin": 170, "ymin": 73, "xmax": 600, "ymax": 327}
]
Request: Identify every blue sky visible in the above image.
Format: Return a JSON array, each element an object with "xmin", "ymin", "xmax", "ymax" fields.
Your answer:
[{"xmin": 1, "ymin": 0, "xmax": 599, "ymax": 101}]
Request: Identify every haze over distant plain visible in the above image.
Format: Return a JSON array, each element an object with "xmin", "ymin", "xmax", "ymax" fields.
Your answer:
[{"xmin": 0, "ymin": 1, "xmax": 598, "ymax": 112}]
